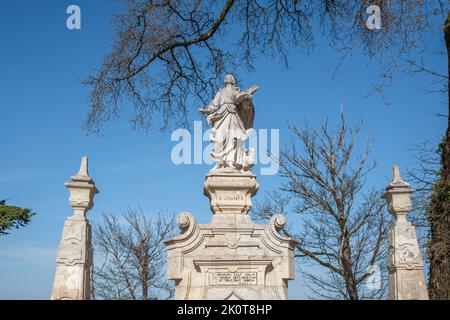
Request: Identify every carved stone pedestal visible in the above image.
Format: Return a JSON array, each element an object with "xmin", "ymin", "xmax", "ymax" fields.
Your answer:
[
  {"xmin": 383, "ymin": 166, "xmax": 428, "ymax": 300},
  {"xmin": 164, "ymin": 171, "xmax": 297, "ymax": 300},
  {"xmin": 51, "ymin": 216, "xmax": 92, "ymax": 300},
  {"xmin": 203, "ymin": 171, "xmax": 259, "ymax": 215},
  {"xmin": 51, "ymin": 157, "xmax": 98, "ymax": 300},
  {"xmin": 387, "ymin": 218, "xmax": 429, "ymax": 300}
]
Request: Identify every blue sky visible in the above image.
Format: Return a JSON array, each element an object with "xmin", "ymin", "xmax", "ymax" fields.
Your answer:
[{"xmin": 0, "ymin": 1, "xmax": 447, "ymax": 299}]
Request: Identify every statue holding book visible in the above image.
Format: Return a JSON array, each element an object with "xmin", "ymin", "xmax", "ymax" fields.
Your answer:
[
  {"xmin": 166, "ymin": 74, "xmax": 296, "ymax": 300},
  {"xmin": 199, "ymin": 74, "xmax": 258, "ymax": 172}
]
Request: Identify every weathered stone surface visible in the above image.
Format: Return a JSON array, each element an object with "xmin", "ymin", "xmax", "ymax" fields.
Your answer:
[
  {"xmin": 383, "ymin": 165, "xmax": 428, "ymax": 300},
  {"xmin": 203, "ymin": 171, "xmax": 259, "ymax": 215},
  {"xmin": 198, "ymin": 74, "xmax": 257, "ymax": 172},
  {"xmin": 166, "ymin": 76, "xmax": 295, "ymax": 299},
  {"xmin": 165, "ymin": 172, "xmax": 296, "ymax": 300},
  {"xmin": 51, "ymin": 157, "xmax": 98, "ymax": 300}
]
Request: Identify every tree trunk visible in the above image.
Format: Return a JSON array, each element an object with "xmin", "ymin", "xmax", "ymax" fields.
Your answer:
[
  {"xmin": 428, "ymin": 15, "xmax": 450, "ymax": 300},
  {"xmin": 341, "ymin": 232, "xmax": 359, "ymax": 300},
  {"xmin": 444, "ymin": 15, "xmax": 450, "ymax": 189},
  {"xmin": 141, "ymin": 260, "xmax": 149, "ymax": 300}
]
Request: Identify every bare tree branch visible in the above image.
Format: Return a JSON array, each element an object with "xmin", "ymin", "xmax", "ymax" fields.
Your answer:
[
  {"xmin": 92, "ymin": 207, "xmax": 176, "ymax": 300},
  {"xmin": 84, "ymin": 0, "xmax": 447, "ymax": 133},
  {"xmin": 252, "ymin": 111, "xmax": 390, "ymax": 299}
]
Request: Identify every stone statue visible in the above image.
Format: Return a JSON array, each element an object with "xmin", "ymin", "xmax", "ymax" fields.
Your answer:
[
  {"xmin": 165, "ymin": 75, "xmax": 296, "ymax": 300},
  {"xmin": 199, "ymin": 74, "xmax": 258, "ymax": 172}
]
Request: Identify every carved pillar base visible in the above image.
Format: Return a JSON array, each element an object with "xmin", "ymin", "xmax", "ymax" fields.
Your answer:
[
  {"xmin": 51, "ymin": 216, "xmax": 92, "ymax": 300},
  {"xmin": 203, "ymin": 171, "xmax": 259, "ymax": 215},
  {"xmin": 387, "ymin": 219, "xmax": 429, "ymax": 300},
  {"xmin": 165, "ymin": 171, "xmax": 296, "ymax": 300}
]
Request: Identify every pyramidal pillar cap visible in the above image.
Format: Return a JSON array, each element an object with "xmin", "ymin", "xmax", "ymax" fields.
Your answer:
[
  {"xmin": 78, "ymin": 156, "xmax": 89, "ymax": 176},
  {"xmin": 386, "ymin": 165, "xmax": 410, "ymax": 190},
  {"xmin": 71, "ymin": 156, "xmax": 93, "ymax": 182}
]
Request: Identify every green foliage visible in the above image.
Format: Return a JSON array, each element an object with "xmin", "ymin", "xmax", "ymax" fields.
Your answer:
[
  {"xmin": 426, "ymin": 135, "xmax": 450, "ymax": 299},
  {"xmin": 429, "ymin": 139, "xmax": 450, "ymax": 221},
  {"xmin": 428, "ymin": 180, "xmax": 450, "ymax": 223},
  {"xmin": 0, "ymin": 200, "xmax": 36, "ymax": 236}
]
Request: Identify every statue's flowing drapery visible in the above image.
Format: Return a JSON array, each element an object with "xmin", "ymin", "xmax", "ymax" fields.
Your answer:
[{"xmin": 205, "ymin": 82, "xmax": 255, "ymax": 170}]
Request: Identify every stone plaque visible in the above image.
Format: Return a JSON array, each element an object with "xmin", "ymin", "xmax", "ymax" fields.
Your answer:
[{"xmin": 209, "ymin": 272, "xmax": 257, "ymax": 286}]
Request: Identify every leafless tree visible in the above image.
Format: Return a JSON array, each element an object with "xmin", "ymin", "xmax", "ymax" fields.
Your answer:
[
  {"xmin": 425, "ymin": 15, "xmax": 450, "ymax": 299},
  {"xmin": 407, "ymin": 14, "xmax": 450, "ymax": 300},
  {"xmin": 397, "ymin": 14, "xmax": 450, "ymax": 299},
  {"xmin": 407, "ymin": 138, "xmax": 450, "ymax": 299},
  {"xmin": 407, "ymin": 141, "xmax": 440, "ymax": 234},
  {"xmin": 84, "ymin": 0, "xmax": 442, "ymax": 133},
  {"xmin": 84, "ymin": 0, "xmax": 450, "ymax": 299},
  {"xmin": 92, "ymin": 207, "xmax": 175, "ymax": 300},
  {"xmin": 401, "ymin": 142, "xmax": 439, "ymax": 286},
  {"xmin": 252, "ymin": 112, "xmax": 390, "ymax": 300}
]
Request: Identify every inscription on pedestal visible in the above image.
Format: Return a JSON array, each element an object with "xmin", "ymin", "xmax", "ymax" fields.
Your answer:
[
  {"xmin": 217, "ymin": 192, "xmax": 244, "ymax": 202},
  {"xmin": 209, "ymin": 272, "xmax": 257, "ymax": 286}
]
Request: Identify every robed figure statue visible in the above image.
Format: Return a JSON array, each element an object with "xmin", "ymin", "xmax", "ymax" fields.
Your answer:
[{"xmin": 199, "ymin": 74, "xmax": 258, "ymax": 172}]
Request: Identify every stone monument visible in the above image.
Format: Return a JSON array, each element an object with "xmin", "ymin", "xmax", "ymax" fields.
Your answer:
[
  {"xmin": 164, "ymin": 75, "xmax": 297, "ymax": 300},
  {"xmin": 51, "ymin": 156, "xmax": 99, "ymax": 300},
  {"xmin": 382, "ymin": 165, "xmax": 428, "ymax": 300}
]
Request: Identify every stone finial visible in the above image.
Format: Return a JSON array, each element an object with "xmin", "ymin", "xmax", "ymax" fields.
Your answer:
[
  {"xmin": 64, "ymin": 156, "xmax": 99, "ymax": 218},
  {"xmin": 393, "ymin": 165, "xmax": 401, "ymax": 182},
  {"xmin": 389, "ymin": 165, "xmax": 410, "ymax": 188},
  {"xmin": 77, "ymin": 156, "xmax": 89, "ymax": 177},
  {"xmin": 382, "ymin": 165, "xmax": 414, "ymax": 220}
]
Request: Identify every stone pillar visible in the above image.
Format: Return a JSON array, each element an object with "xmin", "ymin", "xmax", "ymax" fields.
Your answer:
[
  {"xmin": 51, "ymin": 156, "xmax": 99, "ymax": 300},
  {"xmin": 382, "ymin": 165, "xmax": 428, "ymax": 300},
  {"xmin": 164, "ymin": 170, "xmax": 297, "ymax": 300}
]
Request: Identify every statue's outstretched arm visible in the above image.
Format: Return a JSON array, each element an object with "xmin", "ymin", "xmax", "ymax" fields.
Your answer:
[{"xmin": 199, "ymin": 91, "xmax": 221, "ymax": 114}]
